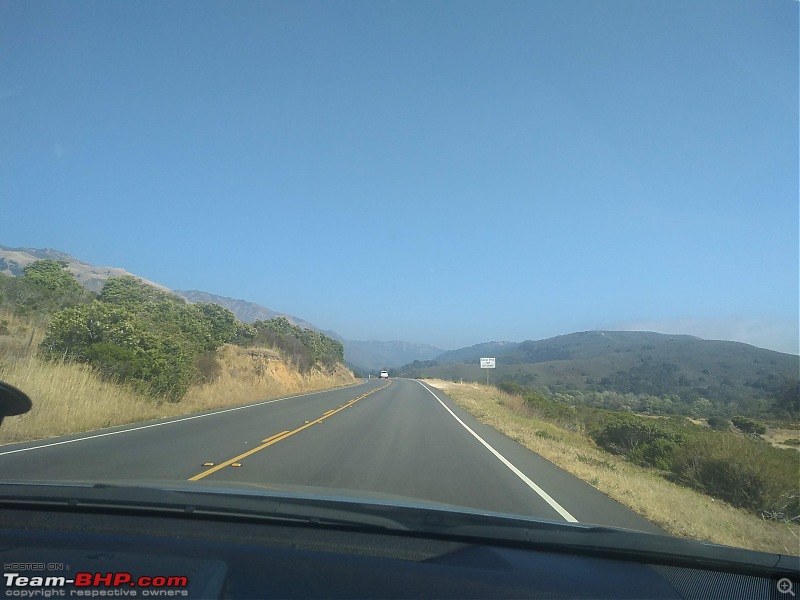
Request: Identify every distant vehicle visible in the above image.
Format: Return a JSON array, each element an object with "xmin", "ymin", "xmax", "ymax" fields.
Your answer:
[{"xmin": 379, "ymin": 370, "xmax": 389, "ymax": 379}]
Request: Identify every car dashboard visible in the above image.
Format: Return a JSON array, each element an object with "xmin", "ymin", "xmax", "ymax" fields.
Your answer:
[{"xmin": 0, "ymin": 489, "xmax": 797, "ymax": 600}]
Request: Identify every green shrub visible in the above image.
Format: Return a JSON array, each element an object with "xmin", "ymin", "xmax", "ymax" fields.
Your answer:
[
  {"xmin": 590, "ymin": 413, "xmax": 685, "ymax": 468},
  {"xmin": 40, "ymin": 302, "xmax": 141, "ymax": 362},
  {"xmin": 626, "ymin": 437, "xmax": 681, "ymax": 470},
  {"xmin": 0, "ymin": 260, "xmax": 91, "ymax": 316},
  {"xmin": 250, "ymin": 317, "xmax": 344, "ymax": 371},
  {"xmin": 498, "ymin": 381, "xmax": 527, "ymax": 396},
  {"xmin": 98, "ymin": 275, "xmax": 174, "ymax": 307},
  {"xmin": 706, "ymin": 416, "xmax": 732, "ymax": 431},
  {"xmin": 522, "ymin": 391, "xmax": 580, "ymax": 430},
  {"xmin": 40, "ymin": 301, "xmax": 195, "ymax": 400},
  {"xmin": 84, "ymin": 343, "xmax": 143, "ymax": 382},
  {"xmin": 97, "ymin": 277, "xmax": 240, "ymax": 354},
  {"xmin": 21, "ymin": 260, "xmax": 84, "ymax": 296},
  {"xmin": 731, "ymin": 415, "xmax": 767, "ymax": 436},
  {"xmin": 670, "ymin": 433, "xmax": 800, "ymax": 521}
]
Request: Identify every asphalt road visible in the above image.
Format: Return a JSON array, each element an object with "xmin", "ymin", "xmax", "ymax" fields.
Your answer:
[{"xmin": 0, "ymin": 378, "xmax": 662, "ymax": 534}]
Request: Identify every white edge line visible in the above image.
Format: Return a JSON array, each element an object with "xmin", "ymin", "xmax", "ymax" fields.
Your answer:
[
  {"xmin": 0, "ymin": 382, "xmax": 369, "ymax": 457},
  {"xmin": 415, "ymin": 380, "xmax": 578, "ymax": 523}
]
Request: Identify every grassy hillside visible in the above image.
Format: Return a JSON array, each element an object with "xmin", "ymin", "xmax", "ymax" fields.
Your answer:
[
  {"xmin": 0, "ymin": 310, "xmax": 355, "ymax": 445},
  {"xmin": 0, "ymin": 261, "xmax": 356, "ymax": 443}
]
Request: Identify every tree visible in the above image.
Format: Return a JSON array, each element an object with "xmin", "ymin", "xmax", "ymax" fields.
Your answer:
[
  {"xmin": 249, "ymin": 317, "xmax": 344, "ymax": 370},
  {"xmin": 21, "ymin": 260, "xmax": 84, "ymax": 296},
  {"xmin": 706, "ymin": 416, "xmax": 732, "ymax": 431},
  {"xmin": 689, "ymin": 398, "xmax": 713, "ymax": 418},
  {"xmin": 192, "ymin": 302, "xmax": 238, "ymax": 350},
  {"xmin": 99, "ymin": 275, "xmax": 177, "ymax": 307},
  {"xmin": 40, "ymin": 301, "xmax": 194, "ymax": 400},
  {"xmin": 99, "ymin": 277, "xmax": 234, "ymax": 354},
  {"xmin": 773, "ymin": 378, "xmax": 800, "ymax": 418},
  {"xmin": 731, "ymin": 415, "xmax": 767, "ymax": 437},
  {"xmin": 0, "ymin": 260, "xmax": 91, "ymax": 314}
]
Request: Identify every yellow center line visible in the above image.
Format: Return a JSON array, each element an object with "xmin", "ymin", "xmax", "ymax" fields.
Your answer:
[
  {"xmin": 262, "ymin": 431, "xmax": 291, "ymax": 443},
  {"xmin": 189, "ymin": 381, "xmax": 391, "ymax": 481}
]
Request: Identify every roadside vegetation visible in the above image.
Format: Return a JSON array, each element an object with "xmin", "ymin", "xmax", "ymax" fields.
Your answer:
[
  {"xmin": 425, "ymin": 379, "xmax": 799, "ymax": 555},
  {"xmin": 0, "ymin": 261, "xmax": 355, "ymax": 443}
]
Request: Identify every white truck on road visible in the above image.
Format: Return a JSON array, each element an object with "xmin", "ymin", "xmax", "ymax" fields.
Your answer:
[{"xmin": 379, "ymin": 370, "xmax": 389, "ymax": 379}]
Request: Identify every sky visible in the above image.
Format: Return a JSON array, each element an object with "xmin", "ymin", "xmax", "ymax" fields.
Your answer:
[{"xmin": 1, "ymin": 0, "xmax": 798, "ymax": 354}]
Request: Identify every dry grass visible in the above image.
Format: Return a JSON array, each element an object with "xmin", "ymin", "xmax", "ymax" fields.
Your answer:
[
  {"xmin": 425, "ymin": 379, "xmax": 800, "ymax": 555},
  {"xmin": 0, "ymin": 355, "xmax": 156, "ymax": 443},
  {"xmin": 764, "ymin": 426, "xmax": 800, "ymax": 451},
  {"xmin": 0, "ymin": 316, "xmax": 357, "ymax": 445}
]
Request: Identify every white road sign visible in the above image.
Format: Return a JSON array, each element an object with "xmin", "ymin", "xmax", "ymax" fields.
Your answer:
[{"xmin": 480, "ymin": 357, "xmax": 496, "ymax": 369}]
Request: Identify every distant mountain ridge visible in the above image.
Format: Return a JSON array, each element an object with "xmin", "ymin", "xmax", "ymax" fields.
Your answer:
[
  {"xmin": 398, "ymin": 330, "xmax": 799, "ymax": 407},
  {"xmin": 433, "ymin": 341, "xmax": 520, "ymax": 364},
  {"xmin": 344, "ymin": 340, "xmax": 444, "ymax": 373}
]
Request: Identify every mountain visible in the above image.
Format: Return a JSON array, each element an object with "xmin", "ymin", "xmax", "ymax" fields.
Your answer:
[
  {"xmin": 0, "ymin": 245, "xmax": 170, "ymax": 294},
  {"xmin": 397, "ymin": 330, "xmax": 799, "ymax": 407},
  {"xmin": 344, "ymin": 340, "xmax": 444, "ymax": 373},
  {"xmin": 434, "ymin": 341, "xmax": 520, "ymax": 364},
  {"xmin": 175, "ymin": 290, "xmax": 329, "ymax": 335}
]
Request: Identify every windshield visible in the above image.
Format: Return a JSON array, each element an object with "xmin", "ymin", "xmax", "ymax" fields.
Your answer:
[{"xmin": 0, "ymin": 0, "xmax": 797, "ymax": 558}]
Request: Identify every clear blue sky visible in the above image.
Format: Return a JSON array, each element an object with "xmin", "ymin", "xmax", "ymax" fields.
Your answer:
[{"xmin": 2, "ymin": 1, "xmax": 797, "ymax": 354}]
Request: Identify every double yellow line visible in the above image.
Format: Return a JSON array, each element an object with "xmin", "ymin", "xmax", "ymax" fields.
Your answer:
[{"xmin": 189, "ymin": 381, "xmax": 392, "ymax": 481}]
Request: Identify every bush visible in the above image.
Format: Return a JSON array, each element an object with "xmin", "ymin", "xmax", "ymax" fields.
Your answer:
[
  {"xmin": 40, "ymin": 301, "xmax": 195, "ymax": 400},
  {"xmin": 84, "ymin": 343, "xmax": 144, "ymax": 382},
  {"xmin": 670, "ymin": 433, "xmax": 800, "ymax": 521},
  {"xmin": 625, "ymin": 437, "xmax": 680, "ymax": 470},
  {"xmin": 0, "ymin": 261, "xmax": 92, "ymax": 316},
  {"xmin": 498, "ymin": 381, "xmax": 527, "ymax": 396},
  {"xmin": 231, "ymin": 321, "xmax": 257, "ymax": 345},
  {"xmin": 590, "ymin": 413, "xmax": 685, "ymax": 468},
  {"xmin": 731, "ymin": 415, "xmax": 767, "ymax": 436},
  {"xmin": 250, "ymin": 317, "xmax": 344, "ymax": 371},
  {"xmin": 706, "ymin": 416, "xmax": 732, "ymax": 431},
  {"xmin": 520, "ymin": 391, "xmax": 581, "ymax": 431}
]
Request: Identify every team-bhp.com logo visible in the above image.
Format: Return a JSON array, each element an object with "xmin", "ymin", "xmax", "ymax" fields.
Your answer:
[{"xmin": 4, "ymin": 570, "xmax": 189, "ymax": 597}]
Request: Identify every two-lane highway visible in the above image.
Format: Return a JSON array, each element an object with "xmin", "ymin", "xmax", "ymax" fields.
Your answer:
[{"xmin": 0, "ymin": 378, "xmax": 661, "ymax": 533}]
